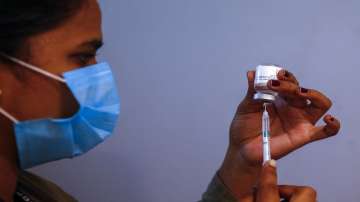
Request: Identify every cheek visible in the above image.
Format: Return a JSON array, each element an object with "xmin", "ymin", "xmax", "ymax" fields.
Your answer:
[
  {"xmin": 14, "ymin": 77, "xmax": 79, "ymax": 120},
  {"xmin": 58, "ymin": 84, "xmax": 80, "ymax": 118}
]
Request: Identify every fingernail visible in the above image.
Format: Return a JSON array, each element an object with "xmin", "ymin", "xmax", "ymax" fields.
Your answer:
[
  {"xmin": 247, "ymin": 70, "xmax": 254, "ymax": 78},
  {"xmin": 330, "ymin": 117, "xmax": 335, "ymax": 122},
  {"xmin": 300, "ymin": 87, "xmax": 309, "ymax": 93},
  {"xmin": 271, "ymin": 80, "xmax": 280, "ymax": 87},
  {"xmin": 268, "ymin": 159, "xmax": 277, "ymax": 168}
]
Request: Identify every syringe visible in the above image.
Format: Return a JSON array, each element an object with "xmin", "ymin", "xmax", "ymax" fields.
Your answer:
[{"xmin": 262, "ymin": 103, "xmax": 271, "ymax": 163}]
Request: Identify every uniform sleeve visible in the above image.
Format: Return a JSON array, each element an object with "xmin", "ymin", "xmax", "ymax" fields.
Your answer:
[
  {"xmin": 198, "ymin": 173, "xmax": 237, "ymax": 202},
  {"xmin": 18, "ymin": 171, "xmax": 78, "ymax": 202}
]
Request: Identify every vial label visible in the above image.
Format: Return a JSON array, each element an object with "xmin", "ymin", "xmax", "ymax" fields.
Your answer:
[
  {"xmin": 254, "ymin": 65, "xmax": 282, "ymax": 86},
  {"xmin": 253, "ymin": 65, "xmax": 283, "ymax": 101}
]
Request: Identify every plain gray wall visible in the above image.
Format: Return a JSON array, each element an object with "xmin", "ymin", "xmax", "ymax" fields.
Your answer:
[{"xmin": 31, "ymin": 0, "xmax": 360, "ymax": 201}]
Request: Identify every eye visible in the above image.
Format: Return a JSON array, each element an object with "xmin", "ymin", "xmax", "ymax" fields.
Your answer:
[{"xmin": 71, "ymin": 52, "xmax": 98, "ymax": 66}]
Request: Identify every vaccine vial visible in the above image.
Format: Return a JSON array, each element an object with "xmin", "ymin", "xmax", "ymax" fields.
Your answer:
[{"xmin": 253, "ymin": 64, "xmax": 283, "ymax": 102}]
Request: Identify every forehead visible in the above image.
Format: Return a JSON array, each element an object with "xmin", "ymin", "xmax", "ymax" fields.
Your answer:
[{"xmin": 28, "ymin": 0, "xmax": 102, "ymax": 52}]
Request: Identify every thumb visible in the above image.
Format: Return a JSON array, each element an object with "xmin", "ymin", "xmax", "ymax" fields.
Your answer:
[
  {"xmin": 236, "ymin": 71, "xmax": 263, "ymax": 115},
  {"xmin": 245, "ymin": 70, "xmax": 257, "ymax": 99},
  {"xmin": 256, "ymin": 160, "xmax": 280, "ymax": 202}
]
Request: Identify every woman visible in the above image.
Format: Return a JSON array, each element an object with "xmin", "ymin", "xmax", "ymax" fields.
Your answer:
[
  {"xmin": 0, "ymin": 0, "xmax": 340, "ymax": 201},
  {"xmin": 0, "ymin": 0, "xmax": 113, "ymax": 201}
]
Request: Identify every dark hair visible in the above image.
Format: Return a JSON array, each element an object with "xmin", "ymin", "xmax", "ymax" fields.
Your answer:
[{"xmin": 0, "ymin": 0, "xmax": 84, "ymax": 56}]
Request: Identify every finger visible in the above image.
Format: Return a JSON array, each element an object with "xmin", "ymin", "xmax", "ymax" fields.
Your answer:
[
  {"xmin": 299, "ymin": 87, "xmax": 332, "ymax": 110},
  {"xmin": 267, "ymin": 80, "xmax": 301, "ymax": 102},
  {"xmin": 310, "ymin": 114, "xmax": 341, "ymax": 142},
  {"xmin": 276, "ymin": 70, "xmax": 306, "ymax": 108},
  {"xmin": 278, "ymin": 185, "xmax": 317, "ymax": 202},
  {"xmin": 278, "ymin": 185, "xmax": 302, "ymax": 198},
  {"xmin": 236, "ymin": 71, "xmax": 263, "ymax": 114},
  {"xmin": 256, "ymin": 160, "xmax": 280, "ymax": 202},
  {"xmin": 277, "ymin": 70, "xmax": 299, "ymax": 85},
  {"xmin": 282, "ymin": 97, "xmax": 309, "ymax": 109},
  {"xmin": 298, "ymin": 87, "xmax": 333, "ymax": 121}
]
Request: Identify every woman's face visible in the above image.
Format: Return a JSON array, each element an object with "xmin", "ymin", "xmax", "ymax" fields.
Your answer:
[{"xmin": 1, "ymin": 0, "xmax": 103, "ymax": 121}]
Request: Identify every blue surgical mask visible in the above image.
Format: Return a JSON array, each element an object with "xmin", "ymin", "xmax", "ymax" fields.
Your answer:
[{"xmin": 0, "ymin": 54, "xmax": 120, "ymax": 169}]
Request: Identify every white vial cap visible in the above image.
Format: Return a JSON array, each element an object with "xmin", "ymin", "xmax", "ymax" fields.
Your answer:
[{"xmin": 254, "ymin": 92, "xmax": 276, "ymax": 102}]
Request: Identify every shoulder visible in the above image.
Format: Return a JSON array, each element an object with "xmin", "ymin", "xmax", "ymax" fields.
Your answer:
[{"xmin": 18, "ymin": 171, "xmax": 78, "ymax": 202}]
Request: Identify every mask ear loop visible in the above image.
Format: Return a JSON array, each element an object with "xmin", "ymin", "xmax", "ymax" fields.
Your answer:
[
  {"xmin": 0, "ymin": 90, "xmax": 19, "ymax": 124},
  {"xmin": 0, "ymin": 53, "xmax": 66, "ymax": 83},
  {"xmin": 0, "ymin": 52, "xmax": 63, "ymax": 124}
]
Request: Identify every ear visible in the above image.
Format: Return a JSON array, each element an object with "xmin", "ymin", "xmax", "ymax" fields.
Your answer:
[
  {"xmin": 0, "ymin": 59, "xmax": 24, "ymax": 101},
  {"xmin": 0, "ymin": 56, "xmax": 27, "ymax": 83}
]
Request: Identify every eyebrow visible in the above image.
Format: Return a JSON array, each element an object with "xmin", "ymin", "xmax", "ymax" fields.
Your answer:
[{"xmin": 77, "ymin": 39, "xmax": 104, "ymax": 51}]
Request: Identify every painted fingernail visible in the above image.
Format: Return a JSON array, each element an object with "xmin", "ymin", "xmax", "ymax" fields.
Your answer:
[
  {"xmin": 268, "ymin": 159, "xmax": 277, "ymax": 168},
  {"xmin": 271, "ymin": 80, "xmax": 280, "ymax": 87},
  {"xmin": 300, "ymin": 87, "xmax": 309, "ymax": 93}
]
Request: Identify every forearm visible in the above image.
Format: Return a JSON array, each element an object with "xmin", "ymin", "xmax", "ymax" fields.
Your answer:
[{"xmin": 199, "ymin": 155, "xmax": 261, "ymax": 202}]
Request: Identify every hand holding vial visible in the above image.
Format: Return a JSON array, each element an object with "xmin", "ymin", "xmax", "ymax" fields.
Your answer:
[{"xmin": 218, "ymin": 66, "xmax": 341, "ymax": 199}]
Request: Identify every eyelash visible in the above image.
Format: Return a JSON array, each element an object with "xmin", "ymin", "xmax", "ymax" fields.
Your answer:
[{"xmin": 72, "ymin": 53, "xmax": 98, "ymax": 66}]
